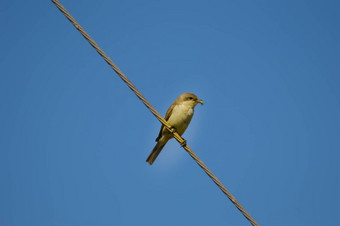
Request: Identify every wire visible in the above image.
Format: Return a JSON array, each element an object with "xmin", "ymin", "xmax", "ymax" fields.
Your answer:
[{"xmin": 51, "ymin": 1, "xmax": 259, "ymax": 225}]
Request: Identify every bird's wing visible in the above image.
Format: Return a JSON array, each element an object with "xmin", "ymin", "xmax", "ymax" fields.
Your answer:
[{"xmin": 155, "ymin": 103, "xmax": 175, "ymax": 141}]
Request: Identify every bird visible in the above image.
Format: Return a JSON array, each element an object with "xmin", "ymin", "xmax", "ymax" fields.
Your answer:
[{"xmin": 146, "ymin": 93, "xmax": 204, "ymax": 165}]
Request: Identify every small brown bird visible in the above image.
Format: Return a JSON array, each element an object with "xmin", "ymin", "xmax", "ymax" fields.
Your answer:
[{"xmin": 146, "ymin": 93, "xmax": 203, "ymax": 165}]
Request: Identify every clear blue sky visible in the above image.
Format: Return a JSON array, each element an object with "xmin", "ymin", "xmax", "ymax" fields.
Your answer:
[{"xmin": 1, "ymin": 0, "xmax": 339, "ymax": 225}]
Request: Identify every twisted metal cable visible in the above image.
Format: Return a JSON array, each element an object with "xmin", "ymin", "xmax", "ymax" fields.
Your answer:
[{"xmin": 51, "ymin": 1, "xmax": 259, "ymax": 225}]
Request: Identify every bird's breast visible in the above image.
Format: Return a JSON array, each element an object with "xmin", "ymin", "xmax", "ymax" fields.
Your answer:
[{"xmin": 167, "ymin": 104, "xmax": 194, "ymax": 135}]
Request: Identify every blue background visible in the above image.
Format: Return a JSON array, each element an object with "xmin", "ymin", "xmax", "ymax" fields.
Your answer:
[{"xmin": 1, "ymin": 0, "xmax": 339, "ymax": 225}]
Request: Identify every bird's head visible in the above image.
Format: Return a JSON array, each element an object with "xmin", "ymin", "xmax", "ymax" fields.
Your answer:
[{"xmin": 178, "ymin": 93, "xmax": 204, "ymax": 108}]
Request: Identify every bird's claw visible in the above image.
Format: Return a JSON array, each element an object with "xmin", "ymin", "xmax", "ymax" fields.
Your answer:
[
  {"xmin": 170, "ymin": 127, "xmax": 176, "ymax": 134},
  {"xmin": 169, "ymin": 127, "xmax": 186, "ymax": 147},
  {"xmin": 181, "ymin": 139, "xmax": 187, "ymax": 147}
]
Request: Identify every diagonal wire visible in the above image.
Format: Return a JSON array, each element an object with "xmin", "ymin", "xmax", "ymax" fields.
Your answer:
[{"xmin": 51, "ymin": 1, "xmax": 259, "ymax": 225}]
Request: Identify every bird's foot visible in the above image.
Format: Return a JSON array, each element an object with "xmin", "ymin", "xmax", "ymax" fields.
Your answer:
[
  {"xmin": 170, "ymin": 127, "xmax": 176, "ymax": 134},
  {"xmin": 180, "ymin": 139, "xmax": 187, "ymax": 147}
]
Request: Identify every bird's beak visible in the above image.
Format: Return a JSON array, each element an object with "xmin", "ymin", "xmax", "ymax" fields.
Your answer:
[{"xmin": 197, "ymin": 99, "xmax": 204, "ymax": 105}]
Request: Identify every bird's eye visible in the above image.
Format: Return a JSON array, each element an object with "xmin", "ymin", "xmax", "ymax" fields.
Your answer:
[{"xmin": 189, "ymin": 97, "xmax": 193, "ymax": 100}]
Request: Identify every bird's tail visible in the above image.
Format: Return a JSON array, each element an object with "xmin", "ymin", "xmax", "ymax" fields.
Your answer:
[{"xmin": 146, "ymin": 140, "xmax": 168, "ymax": 165}]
